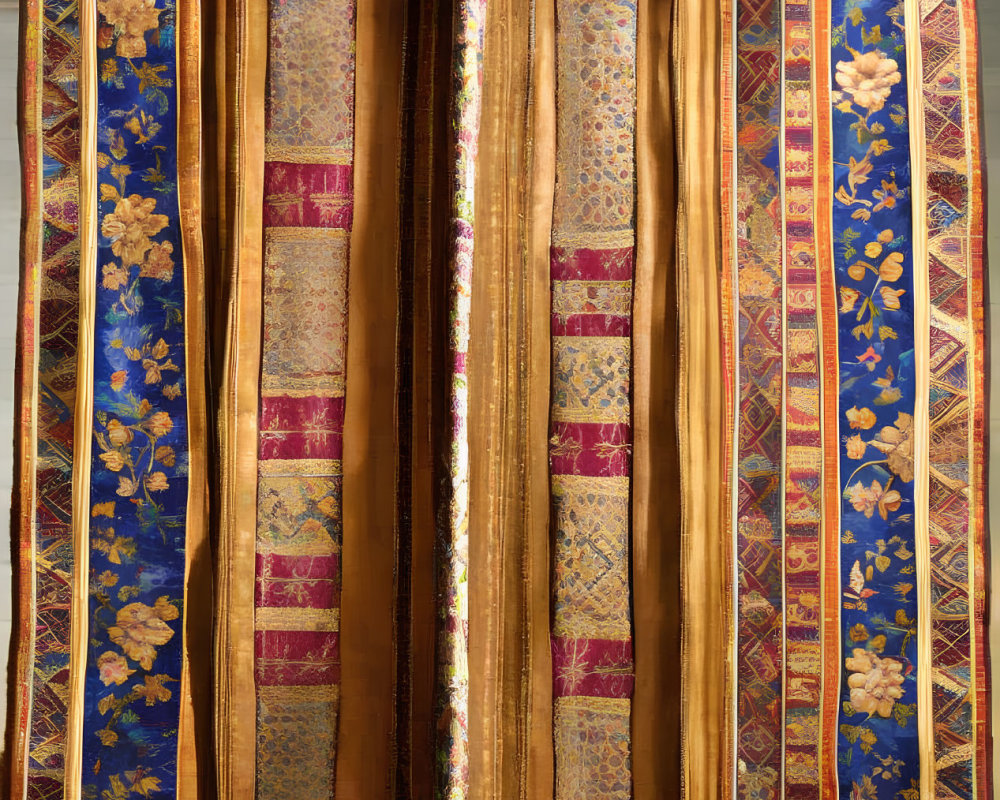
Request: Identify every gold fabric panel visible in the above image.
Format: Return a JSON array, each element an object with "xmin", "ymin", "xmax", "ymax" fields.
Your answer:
[
  {"xmin": 675, "ymin": 1, "xmax": 730, "ymax": 798},
  {"xmin": 632, "ymin": 0, "xmax": 681, "ymax": 795},
  {"xmin": 333, "ymin": 0, "xmax": 404, "ymax": 795},
  {"xmin": 467, "ymin": 0, "xmax": 553, "ymax": 795}
]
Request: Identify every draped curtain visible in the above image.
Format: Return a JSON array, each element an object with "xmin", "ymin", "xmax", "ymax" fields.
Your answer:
[{"xmin": 4, "ymin": 0, "xmax": 990, "ymax": 798}]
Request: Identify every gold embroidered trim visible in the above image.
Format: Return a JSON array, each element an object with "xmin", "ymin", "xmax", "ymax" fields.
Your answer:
[
  {"xmin": 255, "ymin": 607, "xmax": 341, "ymax": 632},
  {"xmin": 257, "ymin": 458, "xmax": 343, "ymax": 477}
]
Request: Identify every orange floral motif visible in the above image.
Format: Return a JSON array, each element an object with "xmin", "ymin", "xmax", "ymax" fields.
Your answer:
[
  {"xmin": 98, "ymin": 570, "xmax": 119, "ymax": 587},
  {"xmin": 154, "ymin": 445, "xmax": 176, "ymax": 466},
  {"xmin": 97, "ymin": 0, "xmax": 161, "ymax": 58},
  {"xmin": 840, "ymin": 287, "xmax": 860, "ymax": 313},
  {"xmin": 856, "ymin": 347, "xmax": 881, "ymax": 367},
  {"xmin": 146, "ymin": 411, "xmax": 173, "ymax": 438},
  {"xmin": 99, "ymin": 450, "xmax": 126, "ymax": 472},
  {"xmin": 134, "ymin": 674, "xmax": 174, "ymax": 706},
  {"xmin": 116, "ymin": 476, "xmax": 139, "ymax": 497},
  {"xmin": 835, "ymin": 51, "xmax": 901, "ymax": 113},
  {"xmin": 879, "ymin": 252, "xmax": 904, "ymax": 282},
  {"xmin": 102, "ymin": 263, "xmax": 130, "ymax": 291},
  {"xmin": 107, "ymin": 418, "xmax": 133, "ymax": 447},
  {"xmin": 107, "ymin": 597, "xmax": 179, "ymax": 671},
  {"xmin": 101, "ymin": 194, "xmax": 168, "ymax": 267},
  {"xmin": 846, "ymin": 406, "xmax": 877, "ymax": 430},
  {"xmin": 845, "ymin": 648, "xmax": 905, "ymax": 717},
  {"xmin": 846, "ymin": 435, "xmax": 867, "ymax": 460},
  {"xmin": 140, "ymin": 241, "xmax": 174, "ymax": 282},
  {"xmin": 145, "ymin": 471, "xmax": 169, "ymax": 492},
  {"xmin": 879, "ymin": 286, "xmax": 905, "ymax": 310}
]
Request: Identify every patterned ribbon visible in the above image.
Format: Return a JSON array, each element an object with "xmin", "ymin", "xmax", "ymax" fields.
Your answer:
[
  {"xmin": 549, "ymin": 2, "xmax": 637, "ymax": 797},
  {"xmin": 253, "ymin": 1, "xmax": 355, "ymax": 795}
]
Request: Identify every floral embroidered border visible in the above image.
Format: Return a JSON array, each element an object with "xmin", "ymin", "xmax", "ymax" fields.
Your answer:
[
  {"xmin": 830, "ymin": 2, "xmax": 919, "ymax": 796},
  {"xmin": 435, "ymin": 0, "xmax": 486, "ymax": 793},
  {"xmin": 81, "ymin": 0, "xmax": 190, "ymax": 794}
]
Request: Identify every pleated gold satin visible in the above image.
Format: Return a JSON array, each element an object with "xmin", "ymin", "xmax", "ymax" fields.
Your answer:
[
  {"xmin": 335, "ymin": 1, "xmax": 403, "ymax": 794},
  {"xmin": 214, "ymin": 0, "xmax": 266, "ymax": 794},
  {"xmin": 632, "ymin": 0, "xmax": 681, "ymax": 795},
  {"xmin": 675, "ymin": 1, "xmax": 730, "ymax": 798},
  {"xmin": 467, "ymin": 1, "xmax": 552, "ymax": 795}
]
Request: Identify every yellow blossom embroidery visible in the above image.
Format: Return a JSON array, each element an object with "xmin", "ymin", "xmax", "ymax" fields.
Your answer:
[
  {"xmin": 97, "ymin": 0, "xmax": 161, "ymax": 58},
  {"xmin": 107, "ymin": 597, "xmax": 179, "ymax": 671},
  {"xmin": 101, "ymin": 194, "xmax": 169, "ymax": 267}
]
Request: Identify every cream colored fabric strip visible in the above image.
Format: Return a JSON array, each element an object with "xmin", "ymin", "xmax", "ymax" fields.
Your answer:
[
  {"xmin": 65, "ymin": 0, "xmax": 98, "ymax": 793},
  {"xmin": 903, "ymin": 1, "xmax": 934, "ymax": 794}
]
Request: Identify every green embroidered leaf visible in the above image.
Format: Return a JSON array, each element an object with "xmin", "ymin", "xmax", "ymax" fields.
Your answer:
[{"xmin": 893, "ymin": 701, "xmax": 916, "ymax": 728}]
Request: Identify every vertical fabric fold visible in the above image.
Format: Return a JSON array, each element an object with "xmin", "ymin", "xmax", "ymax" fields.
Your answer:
[
  {"xmin": 214, "ymin": 0, "xmax": 265, "ymax": 795},
  {"xmin": 175, "ymin": 1, "xmax": 213, "ymax": 794},
  {"xmin": 394, "ymin": 1, "xmax": 453, "ymax": 795},
  {"xmin": 466, "ymin": 0, "xmax": 552, "ymax": 795},
  {"xmin": 336, "ymin": 0, "xmax": 402, "ymax": 796},
  {"xmin": 632, "ymin": 0, "xmax": 682, "ymax": 796},
  {"xmin": 435, "ymin": 0, "xmax": 487, "ymax": 794},
  {"xmin": 677, "ymin": 0, "xmax": 729, "ymax": 796}
]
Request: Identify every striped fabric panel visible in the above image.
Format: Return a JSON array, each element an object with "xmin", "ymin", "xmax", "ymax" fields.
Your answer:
[
  {"xmin": 731, "ymin": 1, "xmax": 785, "ymax": 797},
  {"xmin": 549, "ymin": 3, "xmax": 636, "ymax": 797},
  {"xmin": 253, "ymin": 1, "xmax": 355, "ymax": 796},
  {"xmin": 722, "ymin": 1, "xmax": 989, "ymax": 797},
  {"xmin": 920, "ymin": 1, "xmax": 990, "ymax": 796},
  {"xmin": 14, "ymin": 1, "xmax": 81, "ymax": 795},
  {"xmin": 783, "ymin": 1, "xmax": 824, "ymax": 796}
]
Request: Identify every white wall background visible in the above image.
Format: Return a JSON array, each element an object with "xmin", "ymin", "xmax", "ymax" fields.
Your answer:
[{"xmin": 0, "ymin": 3, "xmax": 20, "ymax": 742}]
